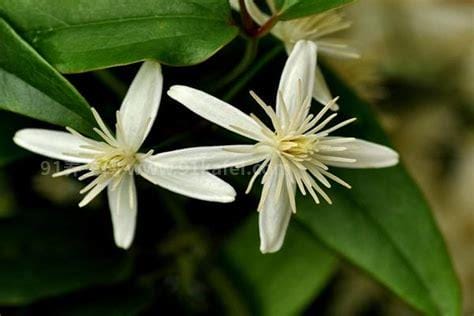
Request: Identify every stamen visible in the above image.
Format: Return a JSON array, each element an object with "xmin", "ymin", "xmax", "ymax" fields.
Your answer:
[
  {"xmin": 285, "ymin": 174, "xmax": 297, "ymax": 213},
  {"xmin": 79, "ymin": 176, "xmax": 102, "ymax": 194},
  {"xmin": 78, "ymin": 175, "xmax": 110, "ymax": 208},
  {"xmin": 250, "ymin": 113, "xmax": 277, "ymax": 138},
  {"xmin": 246, "ymin": 159, "xmax": 269, "ymax": 194},
  {"xmin": 316, "ymin": 117, "xmax": 357, "ymax": 136},
  {"xmin": 277, "ymin": 91, "xmax": 291, "ymax": 129},
  {"xmin": 66, "ymin": 127, "xmax": 101, "ymax": 146},
  {"xmin": 53, "ymin": 164, "xmax": 89, "ymax": 178},
  {"xmin": 250, "ymin": 91, "xmax": 283, "ymax": 134},
  {"xmin": 306, "ymin": 113, "xmax": 338, "ymax": 135},
  {"xmin": 306, "ymin": 165, "xmax": 331, "ymax": 188},
  {"xmin": 91, "ymin": 108, "xmax": 116, "ymax": 142},
  {"xmin": 320, "ymin": 169, "xmax": 351, "ymax": 189},
  {"xmin": 94, "ymin": 128, "xmax": 118, "ymax": 147},
  {"xmin": 315, "ymin": 154, "xmax": 357, "ymax": 163},
  {"xmin": 229, "ymin": 124, "xmax": 264, "ymax": 141},
  {"xmin": 78, "ymin": 171, "xmax": 97, "ymax": 181},
  {"xmin": 313, "ymin": 97, "xmax": 339, "ymax": 125}
]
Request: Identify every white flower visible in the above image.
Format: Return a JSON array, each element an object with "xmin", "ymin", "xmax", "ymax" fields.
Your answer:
[
  {"xmin": 164, "ymin": 41, "xmax": 398, "ymax": 253},
  {"xmin": 13, "ymin": 61, "xmax": 236, "ymax": 249},
  {"xmin": 241, "ymin": 0, "xmax": 360, "ymax": 110}
]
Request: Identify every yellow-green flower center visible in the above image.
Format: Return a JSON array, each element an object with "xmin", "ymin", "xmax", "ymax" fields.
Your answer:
[
  {"xmin": 276, "ymin": 134, "xmax": 318, "ymax": 161},
  {"xmin": 91, "ymin": 149, "xmax": 137, "ymax": 176}
]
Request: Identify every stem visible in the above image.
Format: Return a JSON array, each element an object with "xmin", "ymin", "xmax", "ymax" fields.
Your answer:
[
  {"xmin": 251, "ymin": 15, "xmax": 279, "ymax": 38},
  {"xmin": 206, "ymin": 266, "xmax": 251, "ymax": 316},
  {"xmin": 215, "ymin": 39, "xmax": 258, "ymax": 90},
  {"xmin": 239, "ymin": 0, "xmax": 256, "ymax": 34},
  {"xmin": 93, "ymin": 69, "xmax": 128, "ymax": 98},
  {"xmin": 223, "ymin": 44, "xmax": 284, "ymax": 102},
  {"xmin": 239, "ymin": 0, "xmax": 278, "ymax": 38}
]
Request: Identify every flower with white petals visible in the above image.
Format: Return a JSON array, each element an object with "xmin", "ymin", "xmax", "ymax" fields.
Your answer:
[
  {"xmin": 164, "ymin": 41, "xmax": 398, "ymax": 253},
  {"xmin": 238, "ymin": 0, "xmax": 360, "ymax": 110},
  {"xmin": 14, "ymin": 61, "xmax": 236, "ymax": 249}
]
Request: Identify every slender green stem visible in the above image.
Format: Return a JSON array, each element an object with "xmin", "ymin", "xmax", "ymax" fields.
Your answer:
[
  {"xmin": 223, "ymin": 44, "xmax": 284, "ymax": 102},
  {"xmin": 215, "ymin": 39, "xmax": 259, "ymax": 90},
  {"xmin": 206, "ymin": 266, "xmax": 251, "ymax": 316},
  {"xmin": 94, "ymin": 69, "xmax": 128, "ymax": 98}
]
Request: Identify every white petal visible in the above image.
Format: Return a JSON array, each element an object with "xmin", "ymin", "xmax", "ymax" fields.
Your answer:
[
  {"xmin": 168, "ymin": 85, "xmax": 263, "ymax": 141},
  {"xmin": 137, "ymin": 163, "xmax": 236, "ymax": 203},
  {"xmin": 313, "ymin": 66, "xmax": 339, "ymax": 111},
  {"xmin": 322, "ymin": 138, "xmax": 399, "ymax": 168},
  {"xmin": 147, "ymin": 145, "xmax": 266, "ymax": 170},
  {"xmin": 259, "ymin": 169, "xmax": 293, "ymax": 253},
  {"xmin": 119, "ymin": 60, "xmax": 163, "ymax": 150},
  {"xmin": 244, "ymin": 0, "xmax": 269, "ymax": 25},
  {"xmin": 229, "ymin": 0, "xmax": 240, "ymax": 11},
  {"xmin": 107, "ymin": 173, "xmax": 137, "ymax": 249},
  {"xmin": 277, "ymin": 40, "xmax": 317, "ymax": 123},
  {"xmin": 13, "ymin": 129, "xmax": 95, "ymax": 163}
]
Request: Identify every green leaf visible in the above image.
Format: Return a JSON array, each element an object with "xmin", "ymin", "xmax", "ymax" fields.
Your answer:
[
  {"xmin": 221, "ymin": 216, "xmax": 337, "ymax": 316},
  {"xmin": 0, "ymin": 209, "xmax": 133, "ymax": 305},
  {"xmin": 294, "ymin": 68, "xmax": 461, "ymax": 316},
  {"xmin": 0, "ymin": 18, "xmax": 94, "ymax": 135},
  {"xmin": 277, "ymin": 0, "xmax": 354, "ymax": 20},
  {"xmin": 0, "ymin": 0, "xmax": 239, "ymax": 73}
]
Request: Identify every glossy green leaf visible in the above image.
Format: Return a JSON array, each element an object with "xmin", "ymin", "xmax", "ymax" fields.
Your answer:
[
  {"xmin": 294, "ymin": 68, "xmax": 461, "ymax": 316},
  {"xmin": 0, "ymin": 0, "xmax": 239, "ymax": 73},
  {"xmin": 221, "ymin": 216, "xmax": 337, "ymax": 316},
  {"xmin": 0, "ymin": 209, "xmax": 133, "ymax": 305},
  {"xmin": 0, "ymin": 18, "xmax": 94, "ymax": 135},
  {"xmin": 277, "ymin": 0, "xmax": 354, "ymax": 20}
]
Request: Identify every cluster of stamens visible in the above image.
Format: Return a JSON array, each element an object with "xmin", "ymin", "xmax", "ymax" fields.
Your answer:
[
  {"xmin": 276, "ymin": 11, "xmax": 359, "ymax": 58},
  {"xmin": 230, "ymin": 83, "xmax": 357, "ymax": 213},
  {"xmin": 51, "ymin": 108, "xmax": 153, "ymax": 208}
]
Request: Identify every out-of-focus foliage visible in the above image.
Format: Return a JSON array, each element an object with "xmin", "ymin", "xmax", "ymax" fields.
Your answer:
[
  {"xmin": 0, "ymin": 209, "xmax": 132, "ymax": 305},
  {"xmin": 222, "ymin": 216, "xmax": 337, "ymax": 316}
]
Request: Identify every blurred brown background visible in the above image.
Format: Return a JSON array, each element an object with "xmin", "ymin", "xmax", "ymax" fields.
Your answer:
[{"xmin": 325, "ymin": 0, "xmax": 474, "ymax": 314}]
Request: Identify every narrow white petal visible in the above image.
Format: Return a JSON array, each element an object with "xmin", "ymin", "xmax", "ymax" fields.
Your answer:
[
  {"xmin": 322, "ymin": 138, "xmax": 399, "ymax": 168},
  {"xmin": 119, "ymin": 60, "xmax": 163, "ymax": 150},
  {"xmin": 147, "ymin": 145, "xmax": 265, "ymax": 170},
  {"xmin": 13, "ymin": 129, "xmax": 95, "ymax": 163},
  {"xmin": 244, "ymin": 0, "xmax": 269, "ymax": 25},
  {"xmin": 168, "ymin": 85, "xmax": 263, "ymax": 141},
  {"xmin": 313, "ymin": 66, "xmax": 339, "ymax": 111},
  {"xmin": 107, "ymin": 173, "xmax": 137, "ymax": 249},
  {"xmin": 259, "ymin": 168, "xmax": 293, "ymax": 253},
  {"xmin": 137, "ymin": 165, "xmax": 236, "ymax": 203},
  {"xmin": 277, "ymin": 40, "xmax": 317, "ymax": 124}
]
